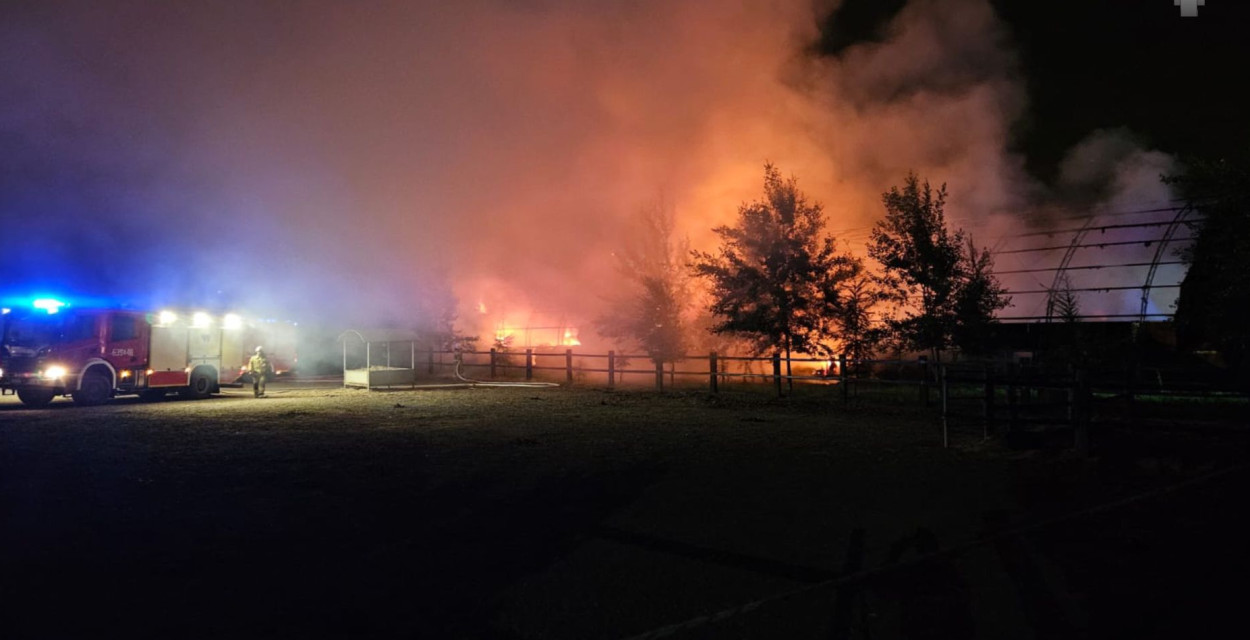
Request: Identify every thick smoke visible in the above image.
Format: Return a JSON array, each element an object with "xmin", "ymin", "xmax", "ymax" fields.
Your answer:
[
  {"xmin": 0, "ymin": 0, "xmax": 1176, "ymax": 342},
  {"xmin": 1001, "ymin": 129, "xmax": 1183, "ymax": 320}
]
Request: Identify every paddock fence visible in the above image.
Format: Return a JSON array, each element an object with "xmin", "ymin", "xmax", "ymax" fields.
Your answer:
[
  {"xmin": 339, "ymin": 338, "xmax": 945, "ymax": 401},
  {"xmin": 338, "ymin": 337, "xmax": 1247, "ymax": 450},
  {"xmin": 937, "ymin": 362, "xmax": 1249, "ymax": 449}
]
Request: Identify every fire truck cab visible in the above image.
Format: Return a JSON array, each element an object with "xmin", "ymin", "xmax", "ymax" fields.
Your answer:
[{"xmin": 1, "ymin": 301, "xmax": 290, "ymax": 407}]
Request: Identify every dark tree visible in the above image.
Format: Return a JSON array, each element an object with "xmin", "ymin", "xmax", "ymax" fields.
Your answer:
[
  {"xmin": 596, "ymin": 198, "xmax": 691, "ymax": 365},
  {"xmin": 691, "ymin": 164, "xmax": 861, "ymax": 383},
  {"xmin": 869, "ymin": 174, "xmax": 1009, "ymax": 361},
  {"xmin": 952, "ymin": 238, "xmax": 1011, "ymax": 356},
  {"xmin": 869, "ymin": 174, "xmax": 962, "ymax": 361},
  {"xmin": 1165, "ymin": 159, "xmax": 1250, "ymax": 379},
  {"xmin": 1047, "ymin": 274, "xmax": 1082, "ymax": 323},
  {"xmin": 413, "ymin": 271, "xmax": 478, "ymax": 353},
  {"xmin": 828, "ymin": 272, "xmax": 886, "ymax": 369},
  {"xmin": 1043, "ymin": 274, "xmax": 1089, "ymax": 366}
]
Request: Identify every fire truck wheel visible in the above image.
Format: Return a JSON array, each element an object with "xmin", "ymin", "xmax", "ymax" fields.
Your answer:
[
  {"xmin": 185, "ymin": 369, "xmax": 214, "ymax": 399},
  {"xmin": 74, "ymin": 372, "xmax": 112, "ymax": 406},
  {"xmin": 16, "ymin": 388, "xmax": 55, "ymax": 407}
]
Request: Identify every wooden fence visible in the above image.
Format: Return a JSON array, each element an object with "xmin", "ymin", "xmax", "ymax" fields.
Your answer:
[
  {"xmin": 451, "ymin": 348, "xmax": 946, "ymax": 399},
  {"xmin": 937, "ymin": 362, "xmax": 1248, "ymax": 450},
  {"xmin": 346, "ymin": 341, "xmax": 1247, "ymax": 452},
  {"xmin": 348, "ymin": 342, "xmax": 940, "ymax": 399}
]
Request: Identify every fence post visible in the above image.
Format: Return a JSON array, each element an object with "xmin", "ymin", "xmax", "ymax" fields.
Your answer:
[
  {"xmin": 786, "ymin": 354, "xmax": 794, "ymax": 395},
  {"xmin": 608, "ymin": 350, "xmax": 616, "ymax": 389},
  {"xmin": 773, "ymin": 353, "xmax": 783, "ymax": 397},
  {"xmin": 525, "ymin": 348, "xmax": 533, "ymax": 380},
  {"xmin": 1125, "ymin": 363, "xmax": 1137, "ymax": 422},
  {"xmin": 654, "ymin": 360, "xmax": 664, "ymax": 391},
  {"xmin": 565, "ymin": 349, "xmax": 574, "ymax": 383},
  {"xmin": 709, "ymin": 352, "xmax": 718, "ymax": 394},
  {"xmin": 920, "ymin": 356, "xmax": 930, "ymax": 406},
  {"xmin": 838, "ymin": 353, "xmax": 849, "ymax": 405},
  {"xmin": 489, "ymin": 348, "xmax": 497, "ymax": 379},
  {"xmin": 983, "ymin": 364, "xmax": 994, "ymax": 438},
  {"xmin": 1007, "ymin": 363, "xmax": 1019, "ymax": 439},
  {"xmin": 1074, "ymin": 369, "xmax": 1091, "ymax": 456},
  {"xmin": 428, "ymin": 349, "xmax": 435, "ymax": 375},
  {"xmin": 941, "ymin": 364, "xmax": 949, "ymax": 448},
  {"xmin": 1066, "ymin": 366, "xmax": 1075, "ymax": 424},
  {"xmin": 1021, "ymin": 365, "xmax": 1030, "ymax": 405},
  {"xmin": 830, "ymin": 527, "xmax": 866, "ymax": 638}
]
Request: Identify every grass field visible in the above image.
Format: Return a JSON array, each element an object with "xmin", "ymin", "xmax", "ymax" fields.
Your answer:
[{"xmin": 2, "ymin": 382, "xmax": 1247, "ymax": 639}]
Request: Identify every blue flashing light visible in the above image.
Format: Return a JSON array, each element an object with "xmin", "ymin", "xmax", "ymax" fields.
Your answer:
[{"xmin": 32, "ymin": 298, "xmax": 67, "ymax": 314}]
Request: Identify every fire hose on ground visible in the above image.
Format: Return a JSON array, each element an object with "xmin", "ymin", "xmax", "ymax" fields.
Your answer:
[{"xmin": 453, "ymin": 357, "xmax": 560, "ymax": 388}]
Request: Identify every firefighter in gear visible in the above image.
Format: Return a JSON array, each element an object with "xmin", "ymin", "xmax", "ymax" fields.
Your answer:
[{"xmin": 248, "ymin": 346, "xmax": 273, "ymax": 397}]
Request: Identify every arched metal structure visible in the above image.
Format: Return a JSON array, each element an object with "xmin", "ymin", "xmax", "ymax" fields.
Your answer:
[
  {"xmin": 987, "ymin": 203, "xmax": 1200, "ymax": 323},
  {"xmin": 1044, "ymin": 215, "xmax": 1098, "ymax": 322},
  {"xmin": 1138, "ymin": 204, "xmax": 1195, "ymax": 322}
]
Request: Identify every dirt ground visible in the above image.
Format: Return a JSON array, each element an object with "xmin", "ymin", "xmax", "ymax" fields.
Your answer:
[{"xmin": 2, "ymin": 381, "xmax": 1247, "ymax": 639}]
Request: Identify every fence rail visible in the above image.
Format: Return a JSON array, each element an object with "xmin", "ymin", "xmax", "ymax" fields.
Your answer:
[
  {"xmin": 341, "ymin": 340, "xmax": 1246, "ymax": 451},
  {"xmin": 936, "ymin": 362, "xmax": 1249, "ymax": 450},
  {"xmin": 342, "ymin": 341, "xmax": 945, "ymax": 398}
]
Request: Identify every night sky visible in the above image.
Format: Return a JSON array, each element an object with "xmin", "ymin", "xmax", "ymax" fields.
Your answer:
[
  {"xmin": 2, "ymin": 0, "xmax": 1245, "ymax": 331},
  {"xmin": 990, "ymin": 0, "xmax": 1249, "ymax": 178},
  {"xmin": 820, "ymin": 0, "xmax": 1248, "ymax": 174}
]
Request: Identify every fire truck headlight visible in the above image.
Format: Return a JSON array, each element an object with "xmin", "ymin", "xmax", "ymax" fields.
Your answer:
[
  {"xmin": 43, "ymin": 365, "xmax": 67, "ymax": 380},
  {"xmin": 223, "ymin": 313, "xmax": 243, "ymax": 330},
  {"xmin": 192, "ymin": 312, "xmax": 212, "ymax": 328},
  {"xmin": 158, "ymin": 311, "xmax": 177, "ymax": 325}
]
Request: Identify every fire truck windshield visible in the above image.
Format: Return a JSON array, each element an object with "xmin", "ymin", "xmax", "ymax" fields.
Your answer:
[{"xmin": 1, "ymin": 312, "xmax": 61, "ymax": 357}]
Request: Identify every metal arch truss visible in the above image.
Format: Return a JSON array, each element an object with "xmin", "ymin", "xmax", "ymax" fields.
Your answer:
[
  {"xmin": 987, "ymin": 204, "xmax": 1202, "ymax": 324},
  {"xmin": 1044, "ymin": 216, "xmax": 1098, "ymax": 322},
  {"xmin": 1138, "ymin": 203, "xmax": 1195, "ymax": 322}
]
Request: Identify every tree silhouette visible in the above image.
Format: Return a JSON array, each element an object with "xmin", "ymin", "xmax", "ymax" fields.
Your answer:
[
  {"xmin": 596, "ymin": 198, "xmax": 691, "ymax": 366},
  {"xmin": 869, "ymin": 173, "xmax": 1009, "ymax": 361},
  {"xmin": 416, "ymin": 272, "xmax": 478, "ymax": 352},
  {"xmin": 1166, "ymin": 159, "xmax": 1250, "ymax": 380},
  {"xmin": 691, "ymin": 164, "xmax": 862, "ymax": 385},
  {"xmin": 1047, "ymin": 274, "xmax": 1082, "ymax": 323},
  {"xmin": 1045, "ymin": 274, "xmax": 1087, "ymax": 365},
  {"xmin": 830, "ymin": 273, "xmax": 887, "ymax": 372},
  {"xmin": 953, "ymin": 238, "xmax": 1011, "ymax": 356}
]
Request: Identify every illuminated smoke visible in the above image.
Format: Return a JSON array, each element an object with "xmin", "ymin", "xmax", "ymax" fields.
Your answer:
[
  {"xmin": 0, "ymin": 0, "xmax": 1175, "ymax": 339},
  {"xmin": 992, "ymin": 129, "xmax": 1183, "ymax": 320}
]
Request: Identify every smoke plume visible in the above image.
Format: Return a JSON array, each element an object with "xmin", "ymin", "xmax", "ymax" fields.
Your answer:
[{"xmin": 0, "ymin": 0, "xmax": 1177, "ymax": 341}]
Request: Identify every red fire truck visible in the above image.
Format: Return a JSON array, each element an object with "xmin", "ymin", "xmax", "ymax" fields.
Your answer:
[{"xmin": 0, "ymin": 300, "xmax": 296, "ymax": 407}]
